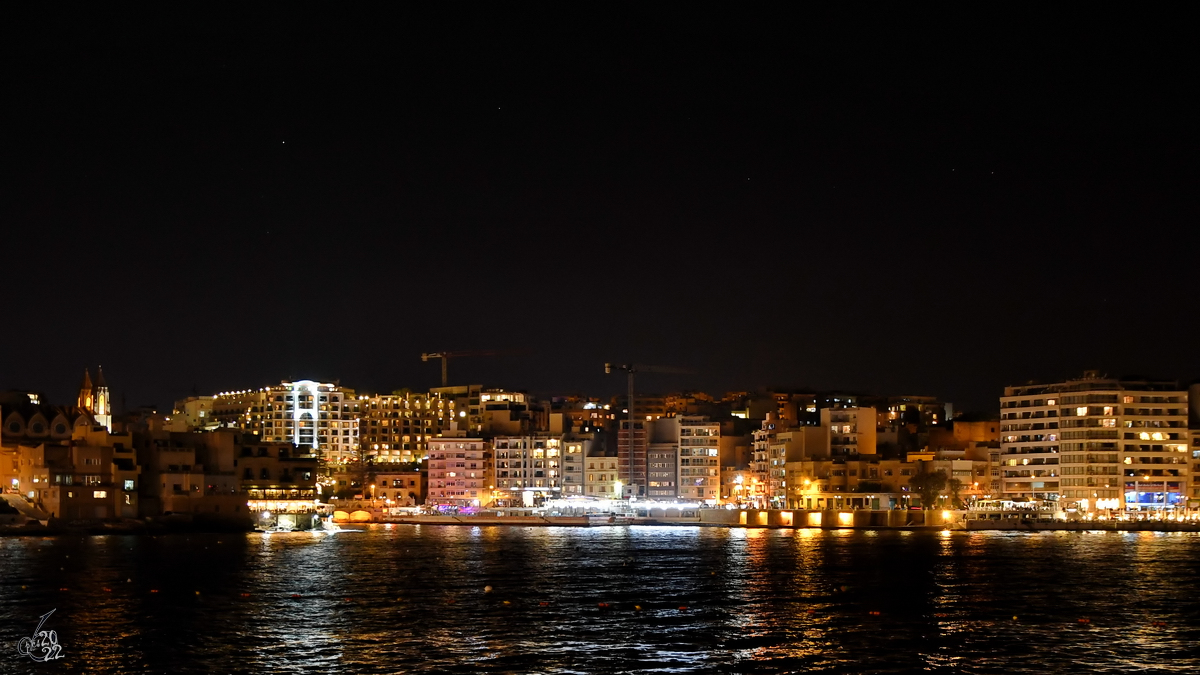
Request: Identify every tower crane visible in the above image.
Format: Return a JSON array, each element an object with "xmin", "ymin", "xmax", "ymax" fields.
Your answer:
[
  {"xmin": 421, "ymin": 350, "xmax": 502, "ymax": 387},
  {"xmin": 604, "ymin": 362, "xmax": 696, "ymax": 498}
]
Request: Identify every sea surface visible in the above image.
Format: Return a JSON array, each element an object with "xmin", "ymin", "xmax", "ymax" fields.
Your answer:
[{"xmin": 2, "ymin": 526, "xmax": 1199, "ymax": 674}]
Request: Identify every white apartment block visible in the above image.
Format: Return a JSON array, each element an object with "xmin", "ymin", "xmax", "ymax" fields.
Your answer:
[
  {"xmin": 584, "ymin": 453, "xmax": 621, "ymax": 498},
  {"xmin": 258, "ymin": 380, "xmax": 359, "ymax": 464}
]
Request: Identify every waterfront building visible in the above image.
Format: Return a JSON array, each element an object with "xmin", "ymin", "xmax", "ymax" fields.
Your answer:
[
  {"xmin": 9, "ymin": 424, "xmax": 140, "ymax": 520},
  {"xmin": 750, "ymin": 416, "xmax": 781, "ymax": 507},
  {"xmin": 561, "ymin": 437, "xmax": 592, "ymax": 496},
  {"xmin": 492, "ymin": 434, "xmax": 563, "ymax": 504},
  {"xmin": 1000, "ymin": 372, "xmax": 1190, "ymax": 512},
  {"xmin": 646, "ymin": 441, "xmax": 679, "ymax": 499},
  {"xmin": 676, "ymin": 415, "xmax": 720, "ymax": 504},
  {"xmin": 335, "ymin": 466, "xmax": 425, "ymax": 506},
  {"xmin": 617, "ymin": 419, "xmax": 649, "ymax": 498},
  {"xmin": 426, "ymin": 435, "xmax": 492, "ymax": 507},
  {"xmin": 584, "ymin": 449, "xmax": 621, "ymax": 498},
  {"xmin": 784, "ymin": 457, "xmax": 916, "ymax": 510},
  {"xmin": 768, "ymin": 426, "xmax": 829, "ymax": 507},
  {"xmin": 233, "ymin": 434, "xmax": 319, "ymax": 528},
  {"xmin": 132, "ymin": 429, "xmax": 256, "ymax": 523},
  {"xmin": 719, "ymin": 468, "xmax": 760, "ymax": 506}
]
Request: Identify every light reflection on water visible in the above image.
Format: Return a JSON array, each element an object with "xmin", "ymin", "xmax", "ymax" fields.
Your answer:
[{"xmin": 2, "ymin": 527, "xmax": 1200, "ymax": 674}]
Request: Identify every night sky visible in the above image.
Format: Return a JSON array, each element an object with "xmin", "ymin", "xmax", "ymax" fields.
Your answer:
[{"xmin": 4, "ymin": 6, "xmax": 1197, "ymax": 413}]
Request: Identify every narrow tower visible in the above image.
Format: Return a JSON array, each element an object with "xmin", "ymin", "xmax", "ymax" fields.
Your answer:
[
  {"xmin": 78, "ymin": 368, "xmax": 94, "ymax": 411},
  {"xmin": 94, "ymin": 366, "xmax": 111, "ymax": 431}
]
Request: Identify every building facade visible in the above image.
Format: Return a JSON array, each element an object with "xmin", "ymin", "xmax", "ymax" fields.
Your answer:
[
  {"xmin": 426, "ymin": 437, "xmax": 491, "ymax": 507},
  {"xmin": 492, "ymin": 435, "xmax": 563, "ymax": 504},
  {"xmin": 1000, "ymin": 373, "xmax": 1190, "ymax": 512},
  {"xmin": 258, "ymin": 381, "xmax": 359, "ymax": 463},
  {"xmin": 677, "ymin": 416, "xmax": 720, "ymax": 504}
]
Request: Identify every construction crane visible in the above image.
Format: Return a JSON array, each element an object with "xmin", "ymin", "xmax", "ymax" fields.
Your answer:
[
  {"xmin": 604, "ymin": 362, "xmax": 696, "ymax": 498},
  {"xmin": 421, "ymin": 350, "xmax": 502, "ymax": 387}
]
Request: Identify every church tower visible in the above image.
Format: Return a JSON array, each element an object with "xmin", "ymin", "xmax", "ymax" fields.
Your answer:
[
  {"xmin": 78, "ymin": 368, "xmax": 94, "ymax": 411},
  {"xmin": 76, "ymin": 366, "xmax": 112, "ymax": 431},
  {"xmin": 94, "ymin": 366, "xmax": 111, "ymax": 431}
]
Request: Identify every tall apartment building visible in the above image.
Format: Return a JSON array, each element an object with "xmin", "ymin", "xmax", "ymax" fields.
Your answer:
[
  {"xmin": 751, "ymin": 417, "xmax": 778, "ymax": 502},
  {"xmin": 426, "ymin": 436, "xmax": 492, "ymax": 507},
  {"xmin": 617, "ymin": 419, "xmax": 649, "ymax": 497},
  {"xmin": 646, "ymin": 442, "xmax": 679, "ymax": 499},
  {"xmin": 561, "ymin": 436, "xmax": 597, "ymax": 496},
  {"xmin": 676, "ymin": 416, "xmax": 720, "ymax": 504},
  {"xmin": 1000, "ymin": 372, "xmax": 1189, "ymax": 512}
]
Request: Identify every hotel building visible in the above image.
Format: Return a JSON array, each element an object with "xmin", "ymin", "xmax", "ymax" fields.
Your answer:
[
  {"xmin": 359, "ymin": 391, "xmax": 457, "ymax": 462},
  {"xmin": 258, "ymin": 381, "xmax": 360, "ymax": 464},
  {"xmin": 1000, "ymin": 372, "xmax": 1189, "ymax": 512}
]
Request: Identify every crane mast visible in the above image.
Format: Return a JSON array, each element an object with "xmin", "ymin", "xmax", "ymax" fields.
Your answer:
[{"xmin": 604, "ymin": 362, "xmax": 695, "ymax": 499}]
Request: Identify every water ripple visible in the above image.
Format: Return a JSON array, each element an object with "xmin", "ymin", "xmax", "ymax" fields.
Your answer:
[{"xmin": 2, "ymin": 527, "xmax": 1199, "ymax": 673}]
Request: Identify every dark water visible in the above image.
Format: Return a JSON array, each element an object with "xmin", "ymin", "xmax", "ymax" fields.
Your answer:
[{"xmin": 3, "ymin": 526, "xmax": 1200, "ymax": 674}]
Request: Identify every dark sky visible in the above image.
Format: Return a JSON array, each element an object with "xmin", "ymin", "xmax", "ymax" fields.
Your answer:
[{"xmin": 3, "ymin": 5, "xmax": 1198, "ymax": 413}]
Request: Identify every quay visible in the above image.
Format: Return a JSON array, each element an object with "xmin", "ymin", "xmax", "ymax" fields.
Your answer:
[{"xmin": 330, "ymin": 504, "xmax": 1200, "ymax": 532}]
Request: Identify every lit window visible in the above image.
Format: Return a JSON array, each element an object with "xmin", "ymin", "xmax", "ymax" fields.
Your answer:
[
  {"xmin": 93, "ymin": 490, "xmax": 107, "ymax": 499},
  {"xmin": 1076, "ymin": 407, "xmax": 1088, "ymax": 416}
]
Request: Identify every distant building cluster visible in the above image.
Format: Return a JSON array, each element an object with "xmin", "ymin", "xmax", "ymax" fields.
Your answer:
[{"xmin": 3, "ymin": 368, "xmax": 1198, "ymax": 528}]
